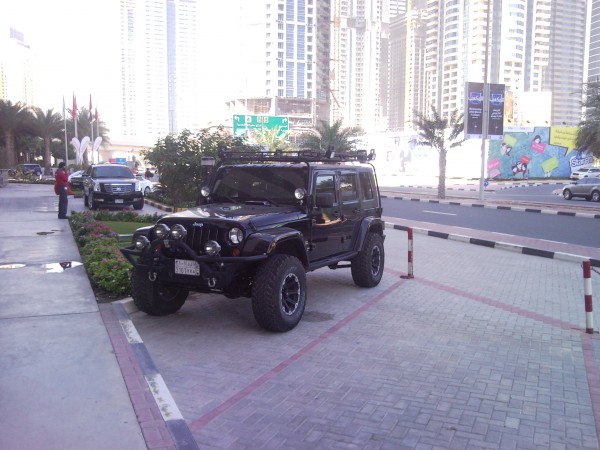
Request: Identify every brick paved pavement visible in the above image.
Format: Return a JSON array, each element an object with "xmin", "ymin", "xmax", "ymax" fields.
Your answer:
[{"xmin": 127, "ymin": 228, "xmax": 600, "ymax": 449}]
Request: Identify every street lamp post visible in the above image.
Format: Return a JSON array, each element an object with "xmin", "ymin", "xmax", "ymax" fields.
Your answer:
[{"xmin": 478, "ymin": 0, "xmax": 492, "ymax": 201}]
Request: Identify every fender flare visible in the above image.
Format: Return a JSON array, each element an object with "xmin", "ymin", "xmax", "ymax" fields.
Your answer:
[
  {"xmin": 353, "ymin": 217, "xmax": 385, "ymax": 252},
  {"xmin": 244, "ymin": 227, "xmax": 309, "ymax": 267}
]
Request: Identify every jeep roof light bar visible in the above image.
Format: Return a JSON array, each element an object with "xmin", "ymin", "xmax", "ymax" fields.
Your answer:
[{"xmin": 218, "ymin": 147, "xmax": 376, "ymax": 164}]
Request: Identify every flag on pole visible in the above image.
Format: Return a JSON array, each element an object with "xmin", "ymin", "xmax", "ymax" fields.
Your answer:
[
  {"xmin": 63, "ymin": 95, "xmax": 68, "ymax": 166},
  {"xmin": 72, "ymin": 94, "xmax": 77, "ymax": 121},
  {"xmin": 73, "ymin": 93, "xmax": 78, "ymax": 140}
]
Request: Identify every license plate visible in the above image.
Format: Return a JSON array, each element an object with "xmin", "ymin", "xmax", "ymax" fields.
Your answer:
[
  {"xmin": 175, "ymin": 259, "xmax": 200, "ymax": 276},
  {"xmin": 115, "ymin": 199, "xmax": 123, "ymax": 204}
]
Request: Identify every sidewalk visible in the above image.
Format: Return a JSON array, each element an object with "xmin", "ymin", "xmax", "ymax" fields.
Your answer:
[
  {"xmin": 0, "ymin": 184, "xmax": 148, "ymax": 449},
  {"xmin": 1, "ymin": 182, "xmax": 600, "ymax": 449}
]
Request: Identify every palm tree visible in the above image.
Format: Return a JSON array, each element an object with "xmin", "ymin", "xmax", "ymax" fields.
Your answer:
[
  {"xmin": 413, "ymin": 106, "xmax": 465, "ymax": 199},
  {"xmin": 299, "ymin": 119, "xmax": 363, "ymax": 153},
  {"xmin": 577, "ymin": 80, "xmax": 600, "ymax": 159},
  {"xmin": 0, "ymin": 100, "xmax": 31, "ymax": 168},
  {"xmin": 252, "ymin": 127, "xmax": 292, "ymax": 152},
  {"xmin": 29, "ymin": 107, "xmax": 64, "ymax": 169}
]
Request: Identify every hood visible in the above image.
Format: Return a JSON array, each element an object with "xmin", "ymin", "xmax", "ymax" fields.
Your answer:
[{"xmin": 160, "ymin": 203, "xmax": 305, "ymax": 229}]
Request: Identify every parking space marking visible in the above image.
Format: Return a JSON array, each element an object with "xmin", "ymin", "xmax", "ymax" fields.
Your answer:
[{"xmin": 187, "ymin": 278, "xmax": 407, "ymax": 432}]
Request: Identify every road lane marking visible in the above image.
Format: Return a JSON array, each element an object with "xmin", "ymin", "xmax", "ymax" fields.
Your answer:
[{"xmin": 423, "ymin": 210, "xmax": 457, "ymax": 216}]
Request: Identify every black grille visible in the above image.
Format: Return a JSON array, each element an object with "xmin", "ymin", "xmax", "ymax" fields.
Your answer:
[
  {"xmin": 102, "ymin": 183, "xmax": 134, "ymax": 194},
  {"xmin": 185, "ymin": 224, "xmax": 227, "ymax": 253}
]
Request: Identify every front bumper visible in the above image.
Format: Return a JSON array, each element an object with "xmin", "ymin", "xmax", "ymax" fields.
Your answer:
[
  {"xmin": 121, "ymin": 238, "xmax": 267, "ymax": 289},
  {"xmin": 93, "ymin": 191, "xmax": 143, "ymax": 207}
]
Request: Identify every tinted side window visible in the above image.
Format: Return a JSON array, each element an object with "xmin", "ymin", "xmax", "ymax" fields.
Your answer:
[
  {"xmin": 315, "ymin": 174, "xmax": 336, "ymax": 202},
  {"xmin": 358, "ymin": 172, "xmax": 374, "ymax": 200},
  {"xmin": 339, "ymin": 173, "xmax": 358, "ymax": 202}
]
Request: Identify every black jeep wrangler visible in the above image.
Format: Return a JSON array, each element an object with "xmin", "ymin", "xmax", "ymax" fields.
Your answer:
[{"xmin": 121, "ymin": 149, "xmax": 385, "ymax": 332}]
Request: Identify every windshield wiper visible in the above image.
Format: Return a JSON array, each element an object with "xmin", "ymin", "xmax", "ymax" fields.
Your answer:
[
  {"xmin": 245, "ymin": 197, "xmax": 279, "ymax": 207},
  {"xmin": 214, "ymin": 195, "xmax": 239, "ymax": 204}
]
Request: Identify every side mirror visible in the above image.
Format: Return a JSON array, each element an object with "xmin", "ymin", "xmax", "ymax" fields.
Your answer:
[{"xmin": 315, "ymin": 192, "xmax": 334, "ymax": 208}]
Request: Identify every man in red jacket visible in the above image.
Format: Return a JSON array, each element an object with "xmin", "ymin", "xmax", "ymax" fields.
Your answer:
[{"xmin": 55, "ymin": 162, "xmax": 69, "ymax": 219}]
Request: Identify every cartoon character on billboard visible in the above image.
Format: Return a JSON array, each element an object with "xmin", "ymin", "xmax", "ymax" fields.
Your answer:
[{"xmin": 512, "ymin": 155, "xmax": 531, "ymax": 178}]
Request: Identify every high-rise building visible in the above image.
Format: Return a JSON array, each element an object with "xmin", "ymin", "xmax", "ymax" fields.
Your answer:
[
  {"xmin": 389, "ymin": 0, "xmax": 408, "ymax": 18},
  {"xmin": 118, "ymin": 0, "xmax": 200, "ymax": 141},
  {"xmin": 224, "ymin": 0, "xmax": 330, "ymax": 138},
  {"xmin": 588, "ymin": 0, "xmax": 600, "ymax": 81},
  {"xmin": 330, "ymin": 0, "xmax": 387, "ymax": 133},
  {"xmin": 0, "ymin": 25, "xmax": 34, "ymax": 106},
  {"xmin": 545, "ymin": 0, "xmax": 587, "ymax": 125},
  {"xmin": 388, "ymin": 0, "xmax": 427, "ymax": 131},
  {"xmin": 421, "ymin": 0, "xmax": 587, "ymax": 127}
]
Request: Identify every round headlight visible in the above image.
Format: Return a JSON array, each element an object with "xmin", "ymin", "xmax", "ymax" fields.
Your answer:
[
  {"xmin": 204, "ymin": 240, "xmax": 221, "ymax": 256},
  {"xmin": 170, "ymin": 224, "xmax": 187, "ymax": 240},
  {"xmin": 134, "ymin": 236, "xmax": 150, "ymax": 250},
  {"xmin": 154, "ymin": 223, "xmax": 170, "ymax": 239},
  {"xmin": 200, "ymin": 186, "xmax": 211, "ymax": 197},
  {"xmin": 294, "ymin": 188, "xmax": 307, "ymax": 200},
  {"xmin": 228, "ymin": 227, "xmax": 244, "ymax": 244}
]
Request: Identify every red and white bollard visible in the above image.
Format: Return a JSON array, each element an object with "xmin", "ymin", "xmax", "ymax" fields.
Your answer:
[
  {"xmin": 583, "ymin": 260, "xmax": 594, "ymax": 334},
  {"xmin": 401, "ymin": 227, "xmax": 414, "ymax": 279}
]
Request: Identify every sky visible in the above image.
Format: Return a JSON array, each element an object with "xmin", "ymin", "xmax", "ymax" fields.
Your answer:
[
  {"xmin": 5, "ymin": 0, "xmax": 122, "ymax": 123},
  {"xmin": 4, "ymin": 0, "xmax": 238, "ymax": 141}
]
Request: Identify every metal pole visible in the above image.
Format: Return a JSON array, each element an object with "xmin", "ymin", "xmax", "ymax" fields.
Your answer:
[
  {"xmin": 63, "ymin": 115, "xmax": 68, "ymax": 168},
  {"xmin": 478, "ymin": 0, "xmax": 492, "ymax": 201},
  {"xmin": 401, "ymin": 227, "xmax": 415, "ymax": 279},
  {"xmin": 583, "ymin": 261, "xmax": 594, "ymax": 334}
]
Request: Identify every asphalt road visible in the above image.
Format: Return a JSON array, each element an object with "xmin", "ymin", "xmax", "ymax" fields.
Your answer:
[{"xmin": 381, "ymin": 198, "xmax": 600, "ymax": 248}]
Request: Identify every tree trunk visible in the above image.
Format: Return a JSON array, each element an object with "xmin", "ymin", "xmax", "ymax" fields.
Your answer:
[
  {"xmin": 4, "ymin": 131, "xmax": 16, "ymax": 168},
  {"xmin": 438, "ymin": 150, "xmax": 447, "ymax": 199},
  {"xmin": 43, "ymin": 137, "xmax": 52, "ymax": 169}
]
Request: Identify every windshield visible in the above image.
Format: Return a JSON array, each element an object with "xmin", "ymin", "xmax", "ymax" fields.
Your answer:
[
  {"xmin": 212, "ymin": 166, "xmax": 307, "ymax": 204},
  {"xmin": 92, "ymin": 166, "xmax": 134, "ymax": 178}
]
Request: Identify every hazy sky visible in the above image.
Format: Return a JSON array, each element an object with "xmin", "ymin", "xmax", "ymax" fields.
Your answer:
[
  {"xmin": 5, "ymin": 1, "xmax": 244, "ymax": 138},
  {"xmin": 6, "ymin": 0, "xmax": 122, "ymax": 120}
]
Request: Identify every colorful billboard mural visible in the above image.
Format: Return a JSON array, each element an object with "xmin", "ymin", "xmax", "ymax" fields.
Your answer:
[{"xmin": 487, "ymin": 126, "xmax": 594, "ymax": 179}]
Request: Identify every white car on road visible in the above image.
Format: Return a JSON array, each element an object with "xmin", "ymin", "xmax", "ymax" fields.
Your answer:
[
  {"xmin": 135, "ymin": 174, "xmax": 157, "ymax": 195},
  {"xmin": 570, "ymin": 167, "xmax": 600, "ymax": 180}
]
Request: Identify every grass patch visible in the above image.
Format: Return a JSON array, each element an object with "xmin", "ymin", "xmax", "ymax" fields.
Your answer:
[{"xmin": 99, "ymin": 220, "xmax": 154, "ymax": 235}]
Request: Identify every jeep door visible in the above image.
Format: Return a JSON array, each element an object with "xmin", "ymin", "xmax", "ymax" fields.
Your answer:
[
  {"xmin": 338, "ymin": 171, "xmax": 363, "ymax": 252},
  {"xmin": 309, "ymin": 171, "xmax": 346, "ymax": 262}
]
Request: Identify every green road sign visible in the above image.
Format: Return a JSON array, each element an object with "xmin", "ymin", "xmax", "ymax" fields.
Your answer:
[{"xmin": 233, "ymin": 115, "xmax": 289, "ymax": 137}]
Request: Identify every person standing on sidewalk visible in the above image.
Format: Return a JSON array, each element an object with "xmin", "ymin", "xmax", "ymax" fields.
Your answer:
[{"xmin": 55, "ymin": 162, "xmax": 69, "ymax": 219}]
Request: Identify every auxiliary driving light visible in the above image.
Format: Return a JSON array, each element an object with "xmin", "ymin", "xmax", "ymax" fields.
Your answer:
[
  {"xmin": 170, "ymin": 224, "xmax": 187, "ymax": 240},
  {"xmin": 134, "ymin": 235, "xmax": 150, "ymax": 250},
  {"xmin": 204, "ymin": 240, "xmax": 221, "ymax": 256},
  {"xmin": 154, "ymin": 223, "xmax": 170, "ymax": 239}
]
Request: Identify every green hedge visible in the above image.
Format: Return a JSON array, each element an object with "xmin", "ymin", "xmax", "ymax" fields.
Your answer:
[{"xmin": 69, "ymin": 211, "xmax": 162, "ymax": 297}]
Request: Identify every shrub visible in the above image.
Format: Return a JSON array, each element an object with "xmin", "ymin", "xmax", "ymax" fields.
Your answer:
[
  {"xmin": 87, "ymin": 257, "xmax": 132, "ymax": 295},
  {"xmin": 69, "ymin": 213, "xmax": 132, "ymax": 297},
  {"xmin": 75, "ymin": 221, "xmax": 119, "ymax": 247}
]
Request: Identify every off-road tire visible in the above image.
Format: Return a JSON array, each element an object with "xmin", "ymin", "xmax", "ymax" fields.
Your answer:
[
  {"xmin": 133, "ymin": 199, "xmax": 144, "ymax": 210},
  {"xmin": 563, "ymin": 189, "xmax": 573, "ymax": 200},
  {"xmin": 131, "ymin": 268, "xmax": 188, "ymax": 316},
  {"xmin": 252, "ymin": 254, "xmax": 306, "ymax": 332},
  {"xmin": 351, "ymin": 232, "xmax": 384, "ymax": 288}
]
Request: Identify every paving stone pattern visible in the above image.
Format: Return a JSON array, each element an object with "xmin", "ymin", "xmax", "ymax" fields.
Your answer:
[{"xmin": 130, "ymin": 229, "xmax": 600, "ymax": 449}]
